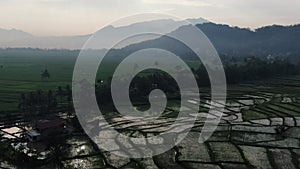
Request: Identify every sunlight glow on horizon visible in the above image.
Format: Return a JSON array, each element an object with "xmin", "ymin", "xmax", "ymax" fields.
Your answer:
[{"xmin": 0, "ymin": 0, "xmax": 299, "ymax": 36}]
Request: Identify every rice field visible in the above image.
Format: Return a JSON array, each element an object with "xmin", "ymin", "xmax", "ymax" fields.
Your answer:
[
  {"xmin": 0, "ymin": 50, "xmax": 201, "ymax": 112},
  {"xmin": 1, "ymin": 51, "xmax": 300, "ymax": 168}
]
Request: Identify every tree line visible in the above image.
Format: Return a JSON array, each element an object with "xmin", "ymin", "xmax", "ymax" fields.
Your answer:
[
  {"xmin": 95, "ymin": 56, "xmax": 300, "ymax": 105},
  {"xmin": 18, "ymin": 56, "xmax": 300, "ymax": 112},
  {"xmin": 18, "ymin": 85, "xmax": 73, "ymax": 120}
]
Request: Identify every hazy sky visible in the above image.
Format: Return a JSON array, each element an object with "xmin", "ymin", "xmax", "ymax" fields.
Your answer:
[{"xmin": 1, "ymin": 0, "xmax": 300, "ymax": 36}]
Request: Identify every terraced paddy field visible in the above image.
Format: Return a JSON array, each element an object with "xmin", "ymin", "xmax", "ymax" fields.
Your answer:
[
  {"xmin": 55, "ymin": 76, "xmax": 300, "ymax": 169},
  {"xmin": 1, "ymin": 51, "xmax": 300, "ymax": 168},
  {"xmin": 2, "ymin": 75, "xmax": 300, "ymax": 168}
]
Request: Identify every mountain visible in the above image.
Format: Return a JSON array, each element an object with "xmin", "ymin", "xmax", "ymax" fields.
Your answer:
[
  {"xmin": 197, "ymin": 23, "xmax": 300, "ymax": 56},
  {"xmin": 0, "ymin": 18, "xmax": 208, "ymax": 49},
  {"xmin": 0, "ymin": 28, "xmax": 33, "ymax": 42},
  {"xmin": 113, "ymin": 22, "xmax": 300, "ymax": 57},
  {"xmin": 2, "ymin": 19, "xmax": 299, "ymax": 57},
  {"xmin": 0, "ymin": 27, "xmax": 90, "ymax": 49}
]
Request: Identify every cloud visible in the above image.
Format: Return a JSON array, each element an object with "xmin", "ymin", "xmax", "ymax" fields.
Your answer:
[
  {"xmin": 151, "ymin": 8, "xmax": 175, "ymax": 13},
  {"xmin": 1, "ymin": 0, "xmax": 300, "ymax": 36},
  {"xmin": 142, "ymin": 0, "xmax": 212, "ymax": 7}
]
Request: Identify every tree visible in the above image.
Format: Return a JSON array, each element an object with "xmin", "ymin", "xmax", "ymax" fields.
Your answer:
[
  {"xmin": 47, "ymin": 90, "xmax": 57, "ymax": 113},
  {"xmin": 46, "ymin": 137, "xmax": 68, "ymax": 168},
  {"xmin": 41, "ymin": 69, "xmax": 50, "ymax": 80},
  {"xmin": 56, "ymin": 86, "xmax": 64, "ymax": 102},
  {"xmin": 65, "ymin": 85, "xmax": 73, "ymax": 117}
]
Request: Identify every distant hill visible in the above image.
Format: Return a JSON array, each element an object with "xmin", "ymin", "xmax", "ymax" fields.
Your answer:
[
  {"xmin": 0, "ymin": 28, "xmax": 90, "ymax": 49},
  {"xmin": 1, "ymin": 20, "xmax": 299, "ymax": 57},
  {"xmin": 0, "ymin": 18, "xmax": 208, "ymax": 49},
  {"xmin": 114, "ymin": 23, "xmax": 300, "ymax": 57},
  {"xmin": 197, "ymin": 23, "xmax": 300, "ymax": 56},
  {"xmin": 0, "ymin": 28, "xmax": 33, "ymax": 42}
]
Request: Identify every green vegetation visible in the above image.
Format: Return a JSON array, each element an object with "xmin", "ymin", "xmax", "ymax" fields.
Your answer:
[
  {"xmin": 0, "ymin": 49, "xmax": 77, "ymax": 112},
  {"xmin": 0, "ymin": 48, "xmax": 300, "ymax": 114}
]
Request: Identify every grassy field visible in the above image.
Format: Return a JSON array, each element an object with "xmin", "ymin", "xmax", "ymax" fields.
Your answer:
[
  {"xmin": 0, "ymin": 49, "xmax": 202, "ymax": 112},
  {"xmin": 0, "ymin": 49, "xmax": 78, "ymax": 111},
  {"xmin": 2, "ymin": 48, "xmax": 300, "ymax": 120}
]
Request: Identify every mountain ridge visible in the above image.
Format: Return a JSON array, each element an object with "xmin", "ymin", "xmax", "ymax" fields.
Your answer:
[
  {"xmin": 1, "ymin": 19, "xmax": 300, "ymax": 57},
  {"xmin": 0, "ymin": 18, "xmax": 208, "ymax": 49}
]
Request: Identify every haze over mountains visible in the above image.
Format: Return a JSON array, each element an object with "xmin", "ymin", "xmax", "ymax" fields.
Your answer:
[
  {"xmin": 1, "ymin": 17, "xmax": 300, "ymax": 56},
  {"xmin": 0, "ymin": 18, "xmax": 208, "ymax": 49}
]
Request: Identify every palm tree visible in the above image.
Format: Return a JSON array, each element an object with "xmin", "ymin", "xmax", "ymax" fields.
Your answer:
[
  {"xmin": 36, "ymin": 90, "xmax": 43, "ymax": 114},
  {"xmin": 47, "ymin": 90, "xmax": 58, "ymax": 113},
  {"xmin": 56, "ymin": 86, "xmax": 64, "ymax": 103},
  {"xmin": 65, "ymin": 85, "xmax": 73, "ymax": 117},
  {"xmin": 19, "ymin": 93, "xmax": 28, "ymax": 125},
  {"xmin": 19, "ymin": 93, "xmax": 26, "ymax": 112},
  {"xmin": 28, "ymin": 92, "xmax": 36, "ymax": 114},
  {"xmin": 47, "ymin": 142, "xmax": 67, "ymax": 168}
]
